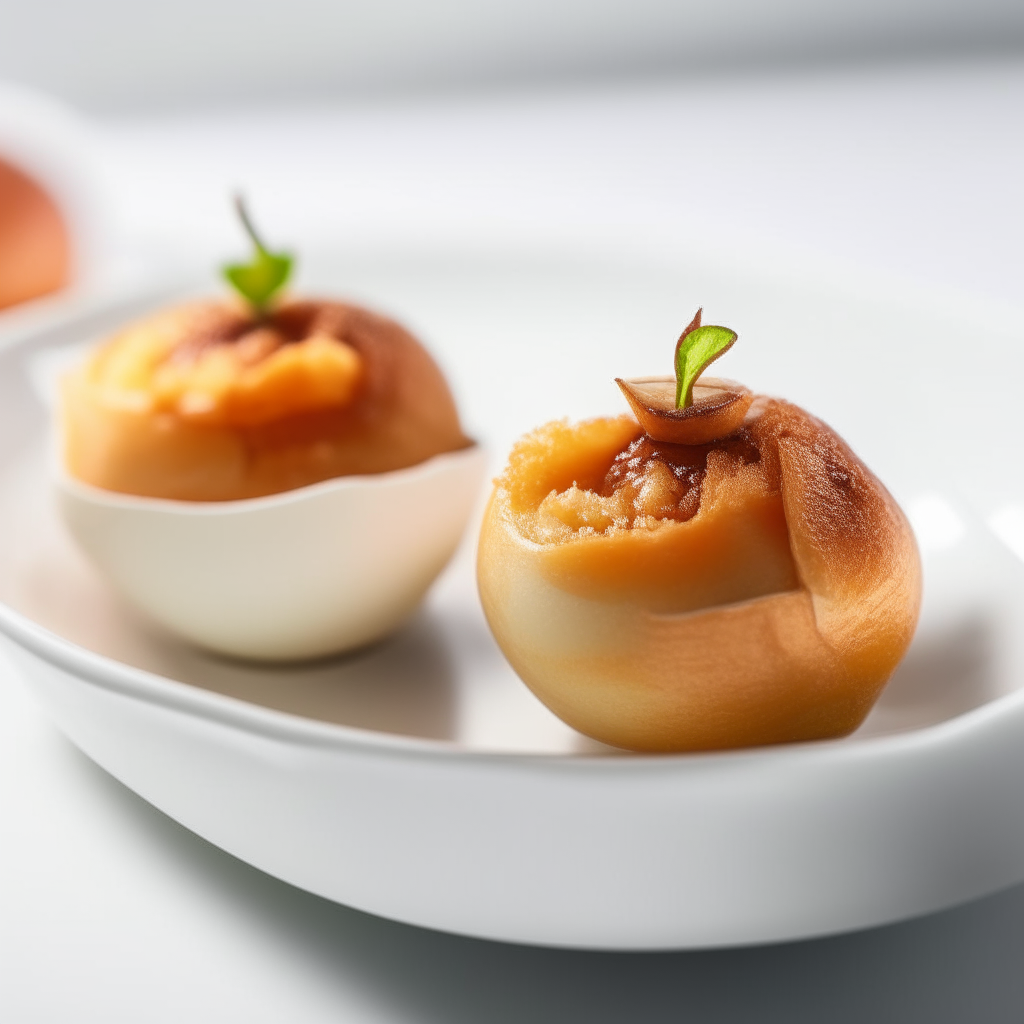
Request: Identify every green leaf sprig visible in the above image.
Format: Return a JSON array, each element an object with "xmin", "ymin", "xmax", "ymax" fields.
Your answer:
[
  {"xmin": 674, "ymin": 308, "xmax": 738, "ymax": 409},
  {"xmin": 222, "ymin": 195, "xmax": 294, "ymax": 314}
]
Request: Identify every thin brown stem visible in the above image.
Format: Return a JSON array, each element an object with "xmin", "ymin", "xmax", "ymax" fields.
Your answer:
[{"xmin": 234, "ymin": 194, "xmax": 267, "ymax": 254}]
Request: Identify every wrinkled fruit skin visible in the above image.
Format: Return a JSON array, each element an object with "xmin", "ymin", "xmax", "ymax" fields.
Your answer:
[
  {"xmin": 477, "ymin": 398, "xmax": 921, "ymax": 752},
  {"xmin": 62, "ymin": 299, "xmax": 470, "ymax": 501}
]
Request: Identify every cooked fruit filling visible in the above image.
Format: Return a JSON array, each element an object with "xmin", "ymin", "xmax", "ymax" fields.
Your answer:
[
  {"xmin": 518, "ymin": 418, "xmax": 762, "ymax": 533},
  {"xmin": 477, "ymin": 310, "xmax": 922, "ymax": 751},
  {"xmin": 498, "ymin": 415, "xmax": 800, "ymax": 614},
  {"xmin": 85, "ymin": 304, "xmax": 364, "ymax": 428},
  {"xmin": 539, "ymin": 436, "xmax": 718, "ymax": 534}
]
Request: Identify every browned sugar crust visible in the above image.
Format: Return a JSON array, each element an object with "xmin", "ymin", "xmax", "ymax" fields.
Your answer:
[{"xmin": 62, "ymin": 299, "xmax": 471, "ymax": 501}]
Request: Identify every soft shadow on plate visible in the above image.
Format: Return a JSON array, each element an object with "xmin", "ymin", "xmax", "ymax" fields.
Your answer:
[
  {"xmin": 876, "ymin": 617, "xmax": 996, "ymax": 725},
  {"xmin": 130, "ymin": 612, "xmax": 460, "ymax": 741},
  {"xmin": 855, "ymin": 493, "xmax": 1024, "ymax": 739}
]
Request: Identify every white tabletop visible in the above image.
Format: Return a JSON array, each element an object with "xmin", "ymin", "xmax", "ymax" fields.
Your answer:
[{"xmin": 2, "ymin": 56, "xmax": 1024, "ymax": 1021}]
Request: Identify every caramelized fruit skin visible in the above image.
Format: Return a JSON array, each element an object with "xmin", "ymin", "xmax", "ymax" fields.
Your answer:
[
  {"xmin": 62, "ymin": 300, "xmax": 470, "ymax": 500},
  {"xmin": 478, "ymin": 400, "xmax": 921, "ymax": 752}
]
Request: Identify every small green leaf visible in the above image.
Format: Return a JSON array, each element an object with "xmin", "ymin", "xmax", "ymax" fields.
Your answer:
[
  {"xmin": 675, "ymin": 323, "xmax": 738, "ymax": 409},
  {"xmin": 224, "ymin": 251, "xmax": 292, "ymax": 310},
  {"xmin": 221, "ymin": 196, "xmax": 293, "ymax": 313}
]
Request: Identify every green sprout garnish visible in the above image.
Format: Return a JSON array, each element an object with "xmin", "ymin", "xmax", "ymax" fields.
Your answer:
[
  {"xmin": 674, "ymin": 309, "xmax": 738, "ymax": 409},
  {"xmin": 222, "ymin": 195, "xmax": 293, "ymax": 314}
]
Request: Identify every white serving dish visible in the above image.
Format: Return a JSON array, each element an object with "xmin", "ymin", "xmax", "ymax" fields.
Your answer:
[{"xmin": 2, "ymin": 250, "xmax": 1024, "ymax": 950}]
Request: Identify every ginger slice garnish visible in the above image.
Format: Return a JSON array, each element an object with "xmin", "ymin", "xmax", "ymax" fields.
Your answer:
[{"xmin": 616, "ymin": 375, "xmax": 753, "ymax": 445}]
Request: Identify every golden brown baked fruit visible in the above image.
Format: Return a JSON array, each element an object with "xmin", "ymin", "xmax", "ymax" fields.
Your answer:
[
  {"xmin": 0, "ymin": 157, "xmax": 69, "ymax": 310},
  {"xmin": 477, "ymin": 394, "xmax": 921, "ymax": 752},
  {"xmin": 62, "ymin": 299, "xmax": 470, "ymax": 500}
]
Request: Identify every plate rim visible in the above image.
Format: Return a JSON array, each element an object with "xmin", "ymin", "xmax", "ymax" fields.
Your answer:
[{"xmin": 4, "ymin": 585, "xmax": 1024, "ymax": 772}]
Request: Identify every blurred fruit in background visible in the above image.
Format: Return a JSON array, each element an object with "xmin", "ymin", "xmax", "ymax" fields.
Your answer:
[{"xmin": 0, "ymin": 156, "xmax": 69, "ymax": 309}]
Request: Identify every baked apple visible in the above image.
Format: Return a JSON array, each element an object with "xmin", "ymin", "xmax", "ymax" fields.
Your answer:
[
  {"xmin": 477, "ymin": 311, "xmax": 921, "ymax": 752},
  {"xmin": 55, "ymin": 200, "xmax": 482, "ymax": 660},
  {"xmin": 61, "ymin": 200, "xmax": 469, "ymax": 500}
]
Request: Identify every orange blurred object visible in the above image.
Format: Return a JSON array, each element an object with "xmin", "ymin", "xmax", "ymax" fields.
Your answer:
[{"xmin": 0, "ymin": 156, "xmax": 70, "ymax": 310}]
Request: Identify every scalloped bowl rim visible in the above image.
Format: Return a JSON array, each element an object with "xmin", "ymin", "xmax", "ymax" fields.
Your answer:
[{"xmin": 53, "ymin": 442, "xmax": 484, "ymax": 516}]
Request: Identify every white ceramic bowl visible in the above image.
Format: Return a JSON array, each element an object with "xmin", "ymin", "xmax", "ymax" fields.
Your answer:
[
  {"xmin": 5, "ymin": 251, "xmax": 1024, "ymax": 951},
  {"xmin": 55, "ymin": 447, "xmax": 486, "ymax": 660}
]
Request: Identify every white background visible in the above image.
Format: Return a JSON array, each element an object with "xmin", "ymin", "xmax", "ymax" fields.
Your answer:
[
  {"xmin": 90, "ymin": 57, "xmax": 1024, "ymax": 312},
  {"xmin": 1, "ymin": 9, "xmax": 1024, "ymax": 1021},
  {"xmin": 2, "ymin": 0, "xmax": 1022, "ymax": 110}
]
